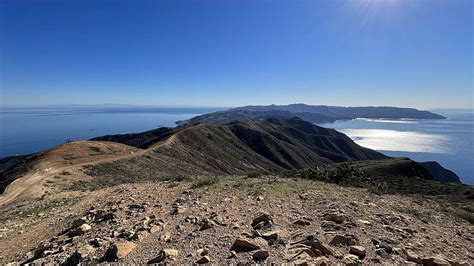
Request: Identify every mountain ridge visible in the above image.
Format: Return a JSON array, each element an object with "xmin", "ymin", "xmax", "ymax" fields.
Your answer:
[{"xmin": 177, "ymin": 104, "xmax": 445, "ymax": 125}]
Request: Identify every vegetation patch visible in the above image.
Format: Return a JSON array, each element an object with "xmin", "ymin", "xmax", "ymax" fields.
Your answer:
[
  {"xmin": 290, "ymin": 162, "xmax": 373, "ymax": 188},
  {"xmin": 392, "ymin": 205, "xmax": 432, "ymax": 222},
  {"xmin": 16, "ymin": 196, "xmax": 83, "ymax": 219},
  {"xmin": 191, "ymin": 176, "xmax": 220, "ymax": 188}
]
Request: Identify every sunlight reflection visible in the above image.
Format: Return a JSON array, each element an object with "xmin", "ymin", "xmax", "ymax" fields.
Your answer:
[{"xmin": 340, "ymin": 128, "xmax": 451, "ymax": 153}]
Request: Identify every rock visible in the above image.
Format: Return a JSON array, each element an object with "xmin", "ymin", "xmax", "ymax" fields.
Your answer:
[
  {"xmin": 421, "ymin": 255, "xmax": 449, "ymax": 266},
  {"xmin": 321, "ymin": 221, "xmax": 343, "ymax": 231},
  {"xmin": 349, "ymin": 246, "xmax": 366, "ymax": 259},
  {"xmin": 322, "ymin": 212, "xmax": 346, "ymax": 223},
  {"xmin": 231, "ymin": 238, "xmax": 261, "ymax": 252},
  {"xmin": 293, "ymin": 219, "xmax": 311, "ymax": 226},
  {"xmin": 128, "ymin": 204, "xmax": 147, "ymax": 212},
  {"xmin": 314, "ymin": 256, "xmax": 330, "ymax": 265},
  {"xmin": 160, "ymin": 232, "xmax": 172, "ymax": 242},
  {"xmin": 329, "ymin": 235, "xmax": 348, "ymax": 246},
  {"xmin": 256, "ymin": 196, "xmax": 264, "ymax": 201},
  {"xmin": 71, "ymin": 217, "xmax": 87, "ymax": 228},
  {"xmin": 210, "ymin": 212, "xmax": 226, "ymax": 225},
  {"xmin": 132, "ymin": 230, "xmax": 149, "ymax": 241},
  {"xmin": 196, "ymin": 256, "xmax": 211, "ymax": 264},
  {"xmin": 150, "ymin": 225, "xmax": 161, "ymax": 234},
  {"xmin": 357, "ymin": 219, "xmax": 371, "ymax": 225},
  {"xmin": 94, "ymin": 211, "xmax": 116, "ymax": 223},
  {"xmin": 228, "ymin": 250, "xmax": 237, "ymax": 259},
  {"xmin": 342, "ymin": 254, "xmax": 359, "ymax": 265},
  {"xmin": 196, "ymin": 248, "xmax": 208, "ymax": 256},
  {"xmin": 329, "ymin": 234, "xmax": 358, "ymax": 246},
  {"xmin": 307, "ymin": 235, "xmax": 333, "ymax": 256},
  {"xmin": 199, "ymin": 218, "xmax": 215, "ymax": 231},
  {"xmin": 171, "ymin": 205, "xmax": 186, "ymax": 215},
  {"xmin": 63, "ymin": 244, "xmax": 95, "ymax": 265},
  {"xmin": 69, "ymin": 224, "xmax": 91, "ymax": 236},
  {"xmin": 147, "ymin": 248, "xmax": 179, "ymax": 263},
  {"xmin": 251, "ymin": 213, "xmax": 273, "ymax": 228},
  {"xmin": 405, "ymin": 249, "xmax": 421, "ymax": 263},
  {"xmin": 262, "ymin": 230, "xmax": 279, "ymax": 241},
  {"xmin": 104, "ymin": 241, "xmax": 137, "ymax": 261},
  {"xmin": 118, "ymin": 229, "xmax": 135, "ymax": 239},
  {"xmin": 253, "ymin": 250, "xmax": 269, "ymax": 261}
]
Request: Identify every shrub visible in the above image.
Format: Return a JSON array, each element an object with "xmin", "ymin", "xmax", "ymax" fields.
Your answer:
[
  {"xmin": 191, "ymin": 176, "xmax": 219, "ymax": 188},
  {"xmin": 293, "ymin": 162, "xmax": 372, "ymax": 187}
]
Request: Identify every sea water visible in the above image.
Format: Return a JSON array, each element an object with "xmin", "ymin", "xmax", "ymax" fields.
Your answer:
[
  {"xmin": 318, "ymin": 109, "xmax": 474, "ymax": 184},
  {"xmin": 0, "ymin": 106, "xmax": 223, "ymax": 158}
]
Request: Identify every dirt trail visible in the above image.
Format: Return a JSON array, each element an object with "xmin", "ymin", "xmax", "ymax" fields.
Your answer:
[{"xmin": 0, "ymin": 136, "xmax": 176, "ymax": 206}]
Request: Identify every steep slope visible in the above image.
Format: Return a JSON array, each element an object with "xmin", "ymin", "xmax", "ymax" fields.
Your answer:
[
  {"xmin": 85, "ymin": 118, "xmax": 387, "ymax": 181},
  {"xmin": 420, "ymin": 161, "xmax": 461, "ymax": 183},
  {"xmin": 178, "ymin": 103, "xmax": 445, "ymax": 125}
]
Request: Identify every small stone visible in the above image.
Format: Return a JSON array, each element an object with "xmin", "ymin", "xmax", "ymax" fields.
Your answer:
[
  {"xmin": 315, "ymin": 256, "xmax": 330, "ymax": 265},
  {"xmin": 104, "ymin": 241, "xmax": 136, "ymax": 261},
  {"xmin": 89, "ymin": 238, "xmax": 104, "ymax": 247},
  {"xmin": 132, "ymin": 230, "xmax": 149, "ymax": 241},
  {"xmin": 147, "ymin": 248, "xmax": 179, "ymax": 263},
  {"xmin": 329, "ymin": 235, "xmax": 348, "ymax": 246},
  {"xmin": 150, "ymin": 225, "xmax": 161, "ymax": 234},
  {"xmin": 357, "ymin": 219, "xmax": 371, "ymax": 225},
  {"xmin": 228, "ymin": 250, "xmax": 237, "ymax": 259},
  {"xmin": 69, "ymin": 224, "xmax": 91, "ymax": 236},
  {"xmin": 349, "ymin": 246, "xmax": 366, "ymax": 259},
  {"xmin": 63, "ymin": 245, "xmax": 95, "ymax": 265},
  {"xmin": 196, "ymin": 248, "xmax": 208, "ymax": 256},
  {"xmin": 256, "ymin": 196, "xmax": 264, "ymax": 201},
  {"xmin": 293, "ymin": 219, "xmax": 311, "ymax": 226},
  {"xmin": 342, "ymin": 254, "xmax": 359, "ymax": 265},
  {"xmin": 421, "ymin": 255, "xmax": 449, "ymax": 266},
  {"xmin": 199, "ymin": 218, "xmax": 215, "ymax": 231},
  {"xmin": 405, "ymin": 249, "xmax": 421, "ymax": 263},
  {"xmin": 251, "ymin": 213, "xmax": 273, "ymax": 228},
  {"xmin": 71, "ymin": 217, "xmax": 87, "ymax": 228},
  {"xmin": 262, "ymin": 230, "xmax": 279, "ymax": 241},
  {"xmin": 160, "ymin": 232, "xmax": 172, "ymax": 242},
  {"xmin": 322, "ymin": 212, "xmax": 346, "ymax": 223},
  {"xmin": 252, "ymin": 250, "xmax": 269, "ymax": 261},
  {"xmin": 231, "ymin": 238, "xmax": 261, "ymax": 252},
  {"xmin": 196, "ymin": 255, "xmax": 211, "ymax": 264}
]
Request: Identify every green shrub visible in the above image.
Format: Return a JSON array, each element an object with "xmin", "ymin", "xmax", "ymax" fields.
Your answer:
[
  {"xmin": 293, "ymin": 162, "xmax": 372, "ymax": 187},
  {"xmin": 191, "ymin": 176, "xmax": 219, "ymax": 188}
]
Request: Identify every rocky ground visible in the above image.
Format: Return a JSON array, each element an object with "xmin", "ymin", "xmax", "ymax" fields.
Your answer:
[{"xmin": 0, "ymin": 176, "xmax": 473, "ymax": 265}]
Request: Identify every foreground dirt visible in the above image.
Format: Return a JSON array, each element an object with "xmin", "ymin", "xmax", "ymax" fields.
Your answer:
[{"xmin": 0, "ymin": 176, "xmax": 472, "ymax": 265}]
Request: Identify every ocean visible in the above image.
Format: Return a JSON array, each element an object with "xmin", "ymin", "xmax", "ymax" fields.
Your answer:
[
  {"xmin": 318, "ymin": 109, "xmax": 474, "ymax": 184},
  {"xmin": 0, "ymin": 106, "xmax": 223, "ymax": 158},
  {"xmin": 1, "ymin": 107, "xmax": 472, "ymax": 184}
]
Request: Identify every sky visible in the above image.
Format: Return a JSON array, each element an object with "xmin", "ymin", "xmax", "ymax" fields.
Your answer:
[{"xmin": 1, "ymin": 0, "xmax": 473, "ymax": 109}]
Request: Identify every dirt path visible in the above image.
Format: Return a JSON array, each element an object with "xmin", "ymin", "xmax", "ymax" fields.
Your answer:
[{"xmin": 0, "ymin": 136, "xmax": 176, "ymax": 206}]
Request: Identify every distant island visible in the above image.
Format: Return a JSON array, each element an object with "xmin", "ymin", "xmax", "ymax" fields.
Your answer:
[{"xmin": 177, "ymin": 104, "xmax": 446, "ymax": 126}]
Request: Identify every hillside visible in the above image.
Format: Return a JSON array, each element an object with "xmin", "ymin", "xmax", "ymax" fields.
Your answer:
[
  {"xmin": 0, "ymin": 118, "xmax": 385, "ymax": 204},
  {"xmin": 177, "ymin": 104, "xmax": 446, "ymax": 125},
  {"xmin": 0, "ymin": 175, "xmax": 472, "ymax": 265},
  {"xmin": 82, "ymin": 117, "xmax": 387, "ymax": 186}
]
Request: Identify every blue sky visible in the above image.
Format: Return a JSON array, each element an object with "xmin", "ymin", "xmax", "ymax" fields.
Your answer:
[{"xmin": 1, "ymin": 0, "xmax": 472, "ymax": 108}]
